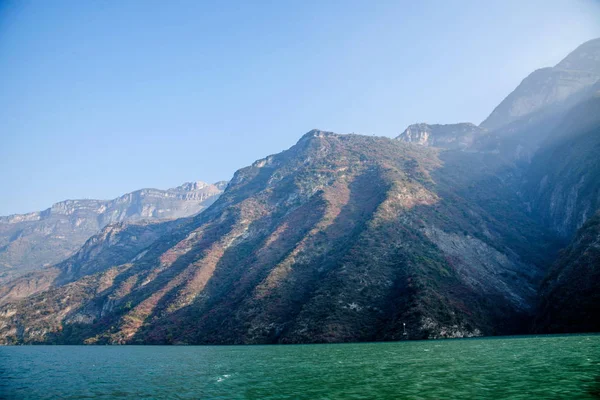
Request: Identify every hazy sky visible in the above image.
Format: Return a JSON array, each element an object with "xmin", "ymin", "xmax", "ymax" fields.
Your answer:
[{"xmin": 1, "ymin": 0, "xmax": 599, "ymax": 215}]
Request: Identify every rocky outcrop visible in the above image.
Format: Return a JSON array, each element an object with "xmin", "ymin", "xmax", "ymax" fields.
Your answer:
[
  {"xmin": 0, "ymin": 181, "xmax": 225, "ymax": 282},
  {"xmin": 396, "ymin": 123, "xmax": 486, "ymax": 150}
]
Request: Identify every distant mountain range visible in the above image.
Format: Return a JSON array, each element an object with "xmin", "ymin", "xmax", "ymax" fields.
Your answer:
[
  {"xmin": 0, "ymin": 38, "xmax": 598, "ymax": 344},
  {"xmin": 0, "ymin": 181, "xmax": 226, "ymax": 283}
]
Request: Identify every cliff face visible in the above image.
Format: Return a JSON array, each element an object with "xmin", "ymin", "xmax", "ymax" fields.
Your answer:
[
  {"xmin": 0, "ymin": 131, "xmax": 553, "ymax": 344},
  {"xmin": 0, "ymin": 181, "xmax": 225, "ymax": 283},
  {"xmin": 396, "ymin": 123, "xmax": 487, "ymax": 150}
]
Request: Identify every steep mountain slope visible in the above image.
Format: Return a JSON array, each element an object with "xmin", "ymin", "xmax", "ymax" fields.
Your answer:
[
  {"xmin": 534, "ymin": 211, "xmax": 600, "ymax": 333},
  {"xmin": 397, "ymin": 43, "xmax": 600, "ymax": 239},
  {"xmin": 0, "ymin": 131, "xmax": 556, "ymax": 344},
  {"xmin": 0, "ymin": 181, "xmax": 225, "ymax": 283},
  {"xmin": 481, "ymin": 38, "xmax": 600, "ymax": 131}
]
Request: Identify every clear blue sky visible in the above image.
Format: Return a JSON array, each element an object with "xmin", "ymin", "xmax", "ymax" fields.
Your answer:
[{"xmin": 1, "ymin": 0, "xmax": 599, "ymax": 215}]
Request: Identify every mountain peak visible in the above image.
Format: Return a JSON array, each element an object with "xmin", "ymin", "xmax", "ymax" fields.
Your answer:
[
  {"xmin": 480, "ymin": 38, "xmax": 600, "ymax": 131},
  {"xmin": 173, "ymin": 181, "xmax": 210, "ymax": 192},
  {"xmin": 299, "ymin": 129, "xmax": 339, "ymax": 141},
  {"xmin": 556, "ymin": 37, "xmax": 600, "ymax": 72}
]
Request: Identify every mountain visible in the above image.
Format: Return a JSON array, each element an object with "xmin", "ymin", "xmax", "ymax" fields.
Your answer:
[
  {"xmin": 0, "ymin": 130, "xmax": 557, "ymax": 344},
  {"xmin": 2, "ymin": 39, "xmax": 599, "ymax": 345},
  {"xmin": 396, "ymin": 39, "xmax": 600, "ymax": 163},
  {"xmin": 0, "ymin": 181, "xmax": 226, "ymax": 283},
  {"xmin": 399, "ymin": 86, "xmax": 600, "ymax": 239},
  {"xmin": 380, "ymin": 38, "xmax": 600, "ymax": 336},
  {"xmin": 523, "ymin": 89, "xmax": 600, "ymax": 333},
  {"xmin": 481, "ymin": 38, "xmax": 600, "ymax": 132}
]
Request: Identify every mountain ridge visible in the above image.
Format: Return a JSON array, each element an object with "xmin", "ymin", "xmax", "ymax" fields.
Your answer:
[{"xmin": 0, "ymin": 180, "xmax": 226, "ymax": 283}]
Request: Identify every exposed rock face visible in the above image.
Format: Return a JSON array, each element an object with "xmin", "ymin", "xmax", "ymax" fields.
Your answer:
[
  {"xmin": 535, "ymin": 211, "xmax": 600, "ymax": 333},
  {"xmin": 481, "ymin": 38, "xmax": 600, "ymax": 131},
  {"xmin": 0, "ymin": 131, "xmax": 553, "ymax": 344},
  {"xmin": 423, "ymin": 226, "xmax": 536, "ymax": 311},
  {"xmin": 0, "ymin": 181, "xmax": 225, "ymax": 283},
  {"xmin": 396, "ymin": 123, "xmax": 487, "ymax": 150}
]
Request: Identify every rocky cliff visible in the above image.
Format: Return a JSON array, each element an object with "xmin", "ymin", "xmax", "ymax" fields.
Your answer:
[
  {"xmin": 0, "ymin": 181, "xmax": 225, "ymax": 283},
  {"xmin": 396, "ymin": 123, "xmax": 487, "ymax": 150}
]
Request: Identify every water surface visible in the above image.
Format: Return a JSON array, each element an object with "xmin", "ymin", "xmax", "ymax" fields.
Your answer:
[{"xmin": 1, "ymin": 334, "xmax": 599, "ymax": 399}]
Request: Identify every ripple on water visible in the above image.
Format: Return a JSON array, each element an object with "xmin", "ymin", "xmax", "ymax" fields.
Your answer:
[{"xmin": 0, "ymin": 334, "xmax": 599, "ymax": 399}]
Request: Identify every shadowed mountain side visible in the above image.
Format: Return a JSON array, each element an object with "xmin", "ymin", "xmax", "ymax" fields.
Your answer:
[
  {"xmin": 534, "ymin": 211, "xmax": 600, "ymax": 333},
  {"xmin": 522, "ymin": 94, "xmax": 600, "ymax": 238},
  {"xmin": 396, "ymin": 123, "xmax": 487, "ymax": 151}
]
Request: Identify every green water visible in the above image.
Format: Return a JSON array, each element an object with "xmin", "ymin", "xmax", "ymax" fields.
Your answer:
[{"xmin": 1, "ymin": 335, "xmax": 599, "ymax": 399}]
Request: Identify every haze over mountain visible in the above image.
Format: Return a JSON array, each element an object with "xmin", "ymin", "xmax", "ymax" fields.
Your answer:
[
  {"xmin": 0, "ymin": 38, "xmax": 599, "ymax": 344},
  {"xmin": 481, "ymin": 38, "xmax": 600, "ymax": 131},
  {"xmin": 398, "ymin": 39, "xmax": 600, "ymax": 163}
]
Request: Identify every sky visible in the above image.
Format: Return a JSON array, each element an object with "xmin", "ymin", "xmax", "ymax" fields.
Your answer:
[{"xmin": 1, "ymin": 0, "xmax": 599, "ymax": 215}]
